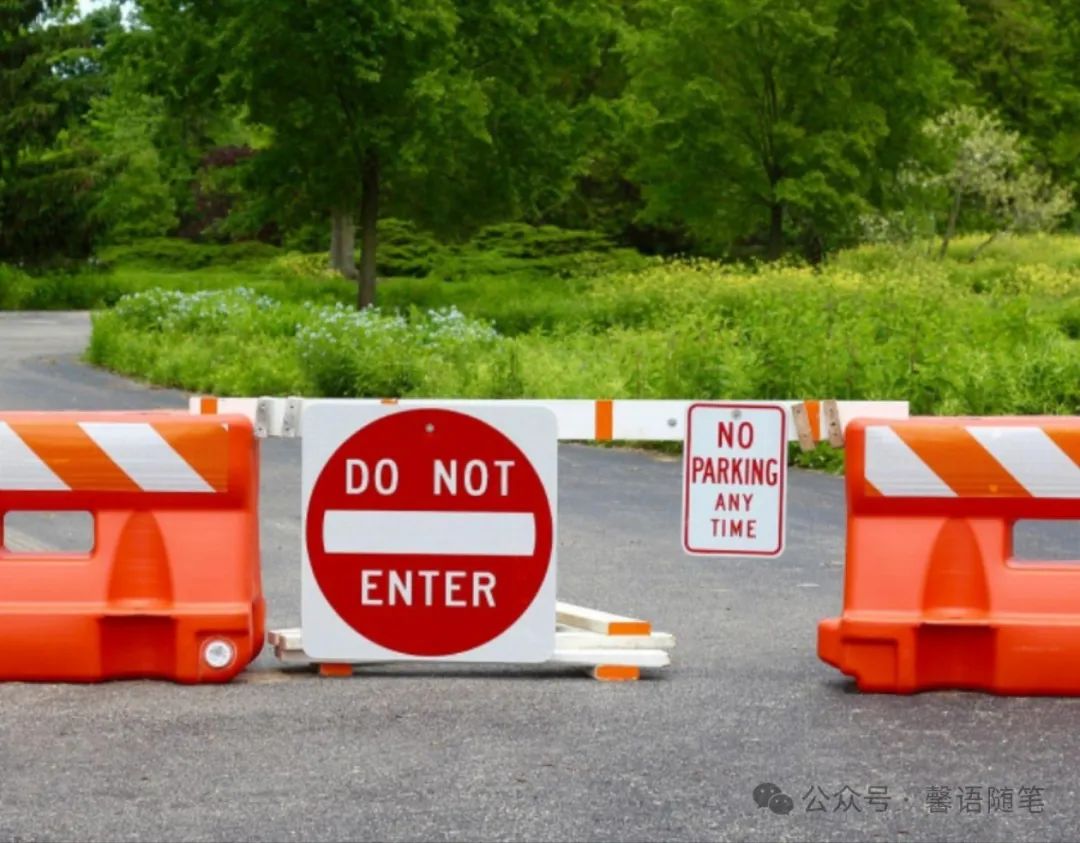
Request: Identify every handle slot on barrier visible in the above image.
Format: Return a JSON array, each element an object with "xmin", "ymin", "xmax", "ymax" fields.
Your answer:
[
  {"xmin": 1010, "ymin": 520, "xmax": 1080, "ymax": 565},
  {"xmin": 2, "ymin": 511, "xmax": 94, "ymax": 554}
]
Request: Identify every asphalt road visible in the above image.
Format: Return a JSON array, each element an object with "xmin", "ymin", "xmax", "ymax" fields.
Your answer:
[{"xmin": 0, "ymin": 311, "xmax": 1078, "ymax": 842}]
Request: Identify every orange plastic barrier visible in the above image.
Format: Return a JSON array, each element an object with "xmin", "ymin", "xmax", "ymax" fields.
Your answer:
[
  {"xmin": 820, "ymin": 417, "xmax": 1080, "ymax": 694},
  {"xmin": 0, "ymin": 412, "xmax": 263, "ymax": 682}
]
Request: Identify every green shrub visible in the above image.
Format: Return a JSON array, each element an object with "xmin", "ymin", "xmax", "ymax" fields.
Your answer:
[
  {"xmin": 96, "ymin": 237, "xmax": 279, "ymax": 271},
  {"xmin": 430, "ymin": 223, "xmax": 649, "ymax": 284},
  {"xmin": 375, "ymin": 218, "xmax": 445, "ymax": 278},
  {"xmin": 469, "ymin": 223, "xmax": 614, "ymax": 258},
  {"xmin": 0, "ymin": 264, "xmax": 33, "ymax": 309},
  {"xmin": 0, "ymin": 265, "xmax": 137, "ymax": 310},
  {"xmin": 1060, "ymin": 299, "xmax": 1080, "ymax": 339},
  {"xmin": 92, "ymin": 289, "xmax": 503, "ymax": 400},
  {"xmin": 87, "ymin": 236, "xmax": 1080, "ymax": 423}
]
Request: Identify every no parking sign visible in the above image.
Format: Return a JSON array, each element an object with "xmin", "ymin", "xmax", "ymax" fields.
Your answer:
[
  {"xmin": 301, "ymin": 402, "xmax": 557, "ymax": 662},
  {"xmin": 682, "ymin": 402, "xmax": 787, "ymax": 557}
]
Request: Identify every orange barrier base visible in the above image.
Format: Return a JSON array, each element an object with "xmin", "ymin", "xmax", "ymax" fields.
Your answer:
[
  {"xmin": 819, "ymin": 616, "xmax": 1080, "ymax": 695},
  {"xmin": 0, "ymin": 603, "xmax": 263, "ymax": 683}
]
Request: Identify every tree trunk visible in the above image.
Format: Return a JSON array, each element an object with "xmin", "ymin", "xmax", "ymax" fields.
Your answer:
[
  {"xmin": 968, "ymin": 230, "xmax": 1002, "ymax": 261},
  {"xmin": 766, "ymin": 202, "xmax": 784, "ymax": 261},
  {"xmin": 358, "ymin": 152, "xmax": 379, "ymax": 309},
  {"xmin": 329, "ymin": 209, "xmax": 357, "ymax": 279},
  {"xmin": 938, "ymin": 188, "xmax": 962, "ymax": 259}
]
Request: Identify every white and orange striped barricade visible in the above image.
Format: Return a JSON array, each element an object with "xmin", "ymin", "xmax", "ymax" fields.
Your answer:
[
  {"xmin": 191, "ymin": 394, "xmax": 909, "ymax": 680},
  {"xmin": 0, "ymin": 412, "xmax": 263, "ymax": 682},
  {"xmin": 820, "ymin": 416, "xmax": 1080, "ymax": 694},
  {"xmin": 191, "ymin": 396, "xmax": 908, "ymax": 444}
]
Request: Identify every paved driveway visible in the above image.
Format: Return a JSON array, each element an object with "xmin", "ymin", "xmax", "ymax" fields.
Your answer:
[{"xmin": 0, "ymin": 312, "xmax": 1075, "ymax": 842}]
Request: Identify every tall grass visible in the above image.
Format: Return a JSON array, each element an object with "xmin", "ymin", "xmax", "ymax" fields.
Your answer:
[{"xmin": 85, "ymin": 234, "xmax": 1080, "ymax": 420}]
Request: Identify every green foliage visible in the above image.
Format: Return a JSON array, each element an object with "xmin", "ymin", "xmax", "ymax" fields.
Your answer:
[
  {"xmin": 1059, "ymin": 299, "xmax": 1080, "ymax": 340},
  {"xmin": 145, "ymin": 0, "xmax": 624, "ymax": 302},
  {"xmin": 0, "ymin": 237, "xmax": 354, "ymax": 310},
  {"xmin": 0, "ymin": 143, "xmax": 100, "ymax": 262},
  {"xmin": 468, "ymin": 223, "xmax": 615, "ymax": 258},
  {"xmin": 296, "ymin": 304, "xmax": 500, "ymax": 397},
  {"xmin": 89, "ymin": 290, "xmax": 502, "ymax": 398},
  {"xmin": 85, "ymin": 235, "xmax": 1080, "ymax": 432},
  {"xmin": 96, "ymin": 237, "xmax": 280, "ymax": 271},
  {"xmin": 948, "ymin": 0, "xmax": 1080, "ymax": 210},
  {"xmin": 624, "ymin": 0, "xmax": 962, "ymax": 259},
  {"xmin": 0, "ymin": 2, "xmax": 110, "ymax": 262},
  {"xmin": 904, "ymin": 106, "xmax": 1075, "ymax": 255},
  {"xmin": 790, "ymin": 443, "xmax": 846, "ymax": 474},
  {"xmin": 375, "ymin": 219, "xmax": 445, "ymax": 278},
  {"xmin": 85, "ymin": 85, "xmax": 179, "ymax": 242},
  {"xmin": 274, "ymin": 220, "xmax": 643, "ymax": 300},
  {"xmin": 6, "ymin": 0, "xmax": 1080, "ymax": 272},
  {"xmin": 0, "ymin": 260, "xmax": 134, "ymax": 309},
  {"xmin": 429, "ymin": 223, "xmax": 647, "ymax": 285}
]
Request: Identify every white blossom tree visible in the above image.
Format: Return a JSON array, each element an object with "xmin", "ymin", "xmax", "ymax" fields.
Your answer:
[{"xmin": 919, "ymin": 106, "xmax": 1073, "ymax": 258}]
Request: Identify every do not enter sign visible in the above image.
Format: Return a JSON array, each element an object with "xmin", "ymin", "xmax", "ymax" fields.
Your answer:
[{"xmin": 301, "ymin": 403, "xmax": 557, "ymax": 662}]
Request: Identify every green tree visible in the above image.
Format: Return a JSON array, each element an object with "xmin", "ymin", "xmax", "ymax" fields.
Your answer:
[
  {"xmin": 85, "ymin": 87, "xmax": 178, "ymax": 241},
  {"xmin": 0, "ymin": 0, "xmax": 105, "ymax": 261},
  {"xmin": 190, "ymin": 0, "xmax": 614, "ymax": 307},
  {"xmin": 948, "ymin": 0, "xmax": 1080, "ymax": 209},
  {"xmin": 624, "ymin": 0, "xmax": 961, "ymax": 260},
  {"xmin": 915, "ymin": 106, "xmax": 1073, "ymax": 258},
  {"xmin": 113, "ymin": 1, "xmax": 249, "ymax": 236}
]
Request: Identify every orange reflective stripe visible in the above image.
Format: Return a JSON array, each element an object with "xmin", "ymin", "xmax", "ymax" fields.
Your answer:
[
  {"xmin": 9, "ymin": 422, "xmax": 139, "ymax": 493},
  {"xmin": 1045, "ymin": 428, "xmax": 1080, "ymax": 469},
  {"xmin": 609, "ymin": 620, "xmax": 651, "ymax": 636},
  {"xmin": 803, "ymin": 401, "xmax": 821, "ymax": 441},
  {"xmin": 199, "ymin": 397, "xmax": 218, "ymax": 414},
  {"xmin": 595, "ymin": 400, "xmax": 613, "ymax": 441},
  {"xmin": 864, "ymin": 480, "xmax": 884, "ymax": 497},
  {"xmin": 152, "ymin": 421, "xmax": 230, "ymax": 493},
  {"xmin": 892, "ymin": 425, "xmax": 1029, "ymax": 498}
]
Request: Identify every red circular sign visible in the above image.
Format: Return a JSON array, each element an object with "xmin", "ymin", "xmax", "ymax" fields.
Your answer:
[{"xmin": 306, "ymin": 409, "xmax": 553, "ymax": 656}]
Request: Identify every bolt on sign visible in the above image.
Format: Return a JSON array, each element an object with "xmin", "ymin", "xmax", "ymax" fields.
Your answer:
[
  {"xmin": 682, "ymin": 403, "xmax": 787, "ymax": 557},
  {"xmin": 301, "ymin": 402, "xmax": 557, "ymax": 662}
]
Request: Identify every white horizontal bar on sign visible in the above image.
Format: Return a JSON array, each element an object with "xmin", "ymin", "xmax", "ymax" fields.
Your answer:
[{"xmin": 323, "ymin": 510, "xmax": 536, "ymax": 556}]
